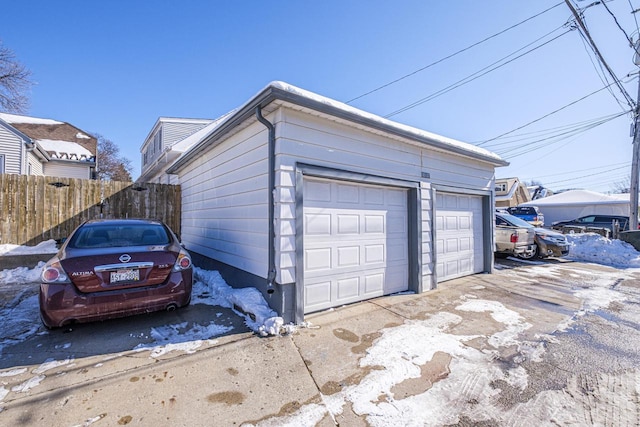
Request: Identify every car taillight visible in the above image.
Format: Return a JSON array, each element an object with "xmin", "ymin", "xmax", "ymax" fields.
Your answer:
[
  {"xmin": 173, "ymin": 249, "xmax": 192, "ymax": 271},
  {"xmin": 510, "ymin": 233, "xmax": 518, "ymax": 243},
  {"xmin": 41, "ymin": 258, "xmax": 70, "ymax": 283}
]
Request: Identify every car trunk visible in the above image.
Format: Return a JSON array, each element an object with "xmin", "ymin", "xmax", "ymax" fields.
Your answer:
[{"xmin": 61, "ymin": 249, "xmax": 178, "ymax": 293}]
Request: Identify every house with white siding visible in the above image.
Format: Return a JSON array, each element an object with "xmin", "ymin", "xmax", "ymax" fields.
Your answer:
[
  {"xmin": 138, "ymin": 117, "xmax": 223, "ymax": 184},
  {"xmin": 167, "ymin": 82, "xmax": 508, "ymax": 323},
  {"xmin": 0, "ymin": 113, "xmax": 96, "ymax": 179}
]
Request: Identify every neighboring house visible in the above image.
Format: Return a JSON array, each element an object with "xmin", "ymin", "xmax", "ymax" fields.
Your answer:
[
  {"xmin": 0, "ymin": 112, "xmax": 97, "ymax": 179},
  {"xmin": 495, "ymin": 177, "xmax": 531, "ymax": 208},
  {"xmin": 138, "ymin": 117, "xmax": 221, "ymax": 184},
  {"xmin": 167, "ymin": 81, "xmax": 508, "ymax": 323},
  {"xmin": 519, "ymin": 189, "xmax": 630, "ymax": 224}
]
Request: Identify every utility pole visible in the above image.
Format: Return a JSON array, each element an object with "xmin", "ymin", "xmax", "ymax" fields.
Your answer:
[
  {"xmin": 630, "ymin": 62, "xmax": 640, "ymax": 230},
  {"xmin": 565, "ymin": 0, "xmax": 639, "ymax": 229}
]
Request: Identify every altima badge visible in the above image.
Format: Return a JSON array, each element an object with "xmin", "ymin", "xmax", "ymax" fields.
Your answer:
[{"xmin": 119, "ymin": 254, "xmax": 131, "ymax": 263}]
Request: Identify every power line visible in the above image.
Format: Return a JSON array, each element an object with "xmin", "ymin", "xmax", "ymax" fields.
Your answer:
[
  {"xmin": 483, "ymin": 111, "xmax": 628, "ymax": 148},
  {"xmin": 565, "ymin": 0, "xmax": 636, "ymax": 108},
  {"xmin": 601, "ymin": 0, "xmax": 635, "ymax": 47},
  {"xmin": 384, "ymin": 28, "xmax": 572, "ymax": 118},
  {"xmin": 543, "ymin": 164, "xmax": 630, "ymax": 185},
  {"xmin": 477, "ymin": 81, "xmax": 621, "ymax": 146},
  {"xmin": 345, "ymin": 2, "xmax": 565, "ymax": 104}
]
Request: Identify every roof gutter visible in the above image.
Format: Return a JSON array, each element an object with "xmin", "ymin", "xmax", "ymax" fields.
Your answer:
[{"xmin": 255, "ymin": 106, "xmax": 277, "ymax": 294}]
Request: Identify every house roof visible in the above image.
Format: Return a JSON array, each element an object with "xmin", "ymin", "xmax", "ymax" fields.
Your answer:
[
  {"xmin": 0, "ymin": 112, "xmax": 96, "ymax": 162},
  {"xmin": 168, "ymin": 81, "xmax": 508, "ymax": 174},
  {"xmin": 520, "ymin": 189, "xmax": 628, "ymax": 207}
]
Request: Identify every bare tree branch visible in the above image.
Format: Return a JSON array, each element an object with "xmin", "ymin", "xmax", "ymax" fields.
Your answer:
[
  {"xmin": 0, "ymin": 40, "xmax": 33, "ymax": 113},
  {"xmin": 93, "ymin": 134, "xmax": 134, "ymax": 182}
]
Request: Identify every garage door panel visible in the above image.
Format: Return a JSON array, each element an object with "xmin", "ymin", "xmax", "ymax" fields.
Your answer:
[
  {"xmin": 305, "ymin": 213, "xmax": 331, "ymax": 235},
  {"xmin": 304, "ymin": 248, "xmax": 332, "ymax": 271},
  {"xmin": 307, "ymin": 181, "xmax": 332, "ymax": 202},
  {"xmin": 337, "ymin": 246, "xmax": 360, "ymax": 267},
  {"xmin": 304, "ymin": 178, "xmax": 409, "ymax": 313},
  {"xmin": 436, "ymin": 192, "xmax": 484, "ymax": 282},
  {"xmin": 305, "ymin": 281, "xmax": 331, "ymax": 308}
]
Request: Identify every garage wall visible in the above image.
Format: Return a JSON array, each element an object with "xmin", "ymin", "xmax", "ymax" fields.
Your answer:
[
  {"xmin": 178, "ymin": 121, "xmax": 270, "ymax": 279},
  {"xmin": 44, "ymin": 161, "xmax": 92, "ymax": 179},
  {"xmin": 274, "ymin": 107, "xmax": 495, "ymax": 290}
]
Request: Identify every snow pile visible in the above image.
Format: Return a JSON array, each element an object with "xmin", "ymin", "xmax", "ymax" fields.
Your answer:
[
  {"xmin": 0, "ymin": 240, "xmax": 58, "ymax": 256},
  {"xmin": 0, "ymin": 262, "xmax": 44, "ymax": 285},
  {"xmin": 194, "ymin": 268, "xmax": 293, "ymax": 336},
  {"xmin": 566, "ymin": 233, "xmax": 640, "ymax": 268}
]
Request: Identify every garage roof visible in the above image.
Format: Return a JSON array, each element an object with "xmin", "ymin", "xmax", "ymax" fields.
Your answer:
[{"xmin": 168, "ymin": 81, "xmax": 508, "ymax": 173}]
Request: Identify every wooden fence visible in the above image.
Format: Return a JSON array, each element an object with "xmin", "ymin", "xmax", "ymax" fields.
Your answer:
[{"xmin": 0, "ymin": 174, "xmax": 181, "ymax": 246}]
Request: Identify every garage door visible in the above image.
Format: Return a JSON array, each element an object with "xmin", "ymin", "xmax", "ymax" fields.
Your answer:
[
  {"xmin": 303, "ymin": 178, "xmax": 409, "ymax": 313},
  {"xmin": 435, "ymin": 193, "xmax": 484, "ymax": 282}
]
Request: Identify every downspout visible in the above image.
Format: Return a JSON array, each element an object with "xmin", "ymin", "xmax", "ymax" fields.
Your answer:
[{"xmin": 255, "ymin": 106, "xmax": 277, "ymax": 295}]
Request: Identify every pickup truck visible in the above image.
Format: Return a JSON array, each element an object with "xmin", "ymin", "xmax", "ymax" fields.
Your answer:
[
  {"xmin": 495, "ymin": 212, "xmax": 536, "ymax": 258},
  {"xmin": 507, "ymin": 206, "xmax": 544, "ymax": 227}
]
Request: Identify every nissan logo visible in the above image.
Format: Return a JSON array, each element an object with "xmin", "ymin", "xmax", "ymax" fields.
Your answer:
[{"xmin": 119, "ymin": 254, "xmax": 131, "ymax": 263}]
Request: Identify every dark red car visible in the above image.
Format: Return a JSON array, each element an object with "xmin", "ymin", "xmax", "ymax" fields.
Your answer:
[{"xmin": 39, "ymin": 219, "xmax": 193, "ymax": 328}]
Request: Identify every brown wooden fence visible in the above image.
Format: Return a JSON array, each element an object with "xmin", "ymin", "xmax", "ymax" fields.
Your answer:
[{"xmin": 0, "ymin": 175, "xmax": 181, "ymax": 246}]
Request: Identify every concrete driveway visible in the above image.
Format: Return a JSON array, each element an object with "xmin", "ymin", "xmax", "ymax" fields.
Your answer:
[{"xmin": 1, "ymin": 258, "xmax": 639, "ymax": 426}]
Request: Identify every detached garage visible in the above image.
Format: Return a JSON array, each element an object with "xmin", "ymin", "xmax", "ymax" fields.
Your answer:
[{"xmin": 166, "ymin": 82, "xmax": 507, "ymax": 323}]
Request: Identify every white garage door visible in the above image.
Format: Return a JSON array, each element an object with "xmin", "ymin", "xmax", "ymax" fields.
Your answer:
[
  {"xmin": 435, "ymin": 193, "xmax": 484, "ymax": 282},
  {"xmin": 303, "ymin": 178, "xmax": 409, "ymax": 313}
]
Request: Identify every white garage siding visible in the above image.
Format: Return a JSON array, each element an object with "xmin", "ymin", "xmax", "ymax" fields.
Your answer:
[
  {"xmin": 303, "ymin": 177, "xmax": 409, "ymax": 313},
  {"xmin": 178, "ymin": 121, "xmax": 271, "ymax": 279},
  {"xmin": 275, "ymin": 108, "xmax": 494, "ymax": 291},
  {"xmin": 44, "ymin": 161, "xmax": 92, "ymax": 179},
  {"xmin": 435, "ymin": 192, "xmax": 485, "ymax": 282}
]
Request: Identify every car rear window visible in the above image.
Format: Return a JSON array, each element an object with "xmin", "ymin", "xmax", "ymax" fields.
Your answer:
[
  {"xmin": 68, "ymin": 223, "xmax": 171, "ymax": 248},
  {"xmin": 507, "ymin": 207, "xmax": 536, "ymax": 215}
]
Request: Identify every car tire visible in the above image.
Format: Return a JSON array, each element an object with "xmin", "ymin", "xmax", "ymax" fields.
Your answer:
[{"xmin": 518, "ymin": 244, "xmax": 538, "ymax": 260}]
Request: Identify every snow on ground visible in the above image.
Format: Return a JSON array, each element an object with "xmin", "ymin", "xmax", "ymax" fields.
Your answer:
[
  {"xmin": 1, "ymin": 233, "xmax": 639, "ymax": 423},
  {"xmin": 0, "ymin": 239, "xmax": 58, "ymax": 256}
]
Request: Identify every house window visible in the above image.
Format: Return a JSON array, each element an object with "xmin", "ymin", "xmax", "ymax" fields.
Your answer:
[
  {"xmin": 0, "ymin": 154, "xmax": 4, "ymax": 174},
  {"xmin": 495, "ymin": 183, "xmax": 507, "ymax": 193}
]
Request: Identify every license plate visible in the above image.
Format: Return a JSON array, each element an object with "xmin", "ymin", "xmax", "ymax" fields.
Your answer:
[{"xmin": 110, "ymin": 269, "xmax": 140, "ymax": 283}]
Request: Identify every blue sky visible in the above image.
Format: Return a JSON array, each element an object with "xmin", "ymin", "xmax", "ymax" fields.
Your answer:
[{"xmin": 2, "ymin": 1, "xmax": 640, "ymax": 192}]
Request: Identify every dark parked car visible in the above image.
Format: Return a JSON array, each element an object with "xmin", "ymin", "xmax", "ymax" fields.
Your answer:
[
  {"xmin": 551, "ymin": 215, "xmax": 630, "ymax": 233},
  {"xmin": 39, "ymin": 219, "xmax": 193, "ymax": 328}
]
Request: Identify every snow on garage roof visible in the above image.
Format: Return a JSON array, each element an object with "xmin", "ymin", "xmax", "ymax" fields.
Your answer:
[
  {"xmin": 37, "ymin": 139, "xmax": 94, "ymax": 161},
  {"xmin": 169, "ymin": 81, "xmax": 507, "ymax": 173}
]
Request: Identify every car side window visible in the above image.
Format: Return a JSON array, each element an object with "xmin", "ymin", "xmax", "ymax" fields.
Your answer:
[
  {"xmin": 580, "ymin": 216, "xmax": 596, "ymax": 223},
  {"xmin": 496, "ymin": 217, "xmax": 507, "ymax": 226}
]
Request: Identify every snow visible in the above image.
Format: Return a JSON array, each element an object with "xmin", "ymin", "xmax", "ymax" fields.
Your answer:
[
  {"xmin": 0, "ymin": 112, "xmax": 63, "ymax": 125},
  {"xmin": 0, "ymin": 239, "xmax": 58, "ymax": 256},
  {"xmin": 37, "ymin": 139, "xmax": 94, "ymax": 159},
  {"xmin": 266, "ymin": 81, "xmax": 505, "ymax": 164},
  {"xmin": 0, "ymin": 232, "xmax": 639, "ymax": 421}
]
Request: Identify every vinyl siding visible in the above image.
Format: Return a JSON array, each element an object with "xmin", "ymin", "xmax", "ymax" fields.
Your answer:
[
  {"xmin": 0, "ymin": 125, "xmax": 24, "ymax": 174},
  {"xmin": 274, "ymin": 107, "xmax": 494, "ymax": 286},
  {"xmin": 44, "ymin": 161, "xmax": 92, "ymax": 179},
  {"xmin": 179, "ymin": 121, "xmax": 270, "ymax": 279},
  {"xmin": 27, "ymin": 151, "xmax": 44, "ymax": 176},
  {"xmin": 162, "ymin": 122, "xmax": 209, "ymax": 148}
]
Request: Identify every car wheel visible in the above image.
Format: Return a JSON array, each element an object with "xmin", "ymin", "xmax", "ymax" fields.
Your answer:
[{"xmin": 518, "ymin": 245, "xmax": 538, "ymax": 260}]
